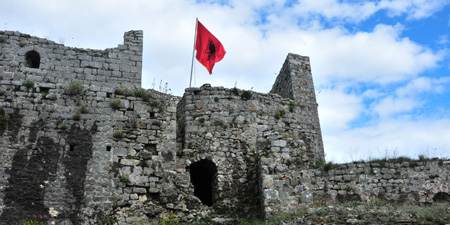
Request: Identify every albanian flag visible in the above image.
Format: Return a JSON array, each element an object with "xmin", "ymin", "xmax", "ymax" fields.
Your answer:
[{"xmin": 195, "ymin": 20, "xmax": 226, "ymax": 74}]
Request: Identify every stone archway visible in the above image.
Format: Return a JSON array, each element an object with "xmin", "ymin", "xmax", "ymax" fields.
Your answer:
[
  {"xmin": 25, "ymin": 50, "xmax": 40, "ymax": 68},
  {"xmin": 433, "ymin": 192, "xmax": 450, "ymax": 202},
  {"xmin": 189, "ymin": 159, "xmax": 217, "ymax": 206}
]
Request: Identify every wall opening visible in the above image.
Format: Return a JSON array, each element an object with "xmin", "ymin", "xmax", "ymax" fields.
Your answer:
[
  {"xmin": 433, "ymin": 192, "xmax": 450, "ymax": 202},
  {"xmin": 25, "ymin": 50, "xmax": 40, "ymax": 68},
  {"xmin": 189, "ymin": 159, "xmax": 217, "ymax": 206}
]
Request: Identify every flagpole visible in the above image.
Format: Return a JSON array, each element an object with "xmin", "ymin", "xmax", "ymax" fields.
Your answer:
[{"xmin": 189, "ymin": 18, "xmax": 198, "ymax": 88}]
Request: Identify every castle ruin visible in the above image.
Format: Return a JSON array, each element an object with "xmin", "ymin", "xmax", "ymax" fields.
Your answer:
[{"xmin": 0, "ymin": 30, "xmax": 449, "ymax": 224}]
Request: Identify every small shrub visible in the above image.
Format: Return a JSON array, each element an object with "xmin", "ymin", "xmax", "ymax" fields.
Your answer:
[
  {"xmin": 232, "ymin": 87, "xmax": 239, "ymax": 95},
  {"xmin": 199, "ymin": 117, "xmax": 206, "ymax": 124},
  {"xmin": 118, "ymin": 175, "xmax": 129, "ymax": 183},
  {"xmin": 110, "ymin": 98, "xmax": 122, "ymax": 109},
  {"xmin": 0, "ymin": 37, "xmax": 5, "ymax": 43},
  {"xmin": 314, "ymin": 159, "xmax": 324, "ymax": 169},
  {"xmin": 214, "ymin": 97, "xmax": 219, "ymax": 102},
  {"xmin": 133, "ymin": 88, "xmax": 152, "ymax": 101},
  {"xmin": 65, "ymin": 80, "xmax": 84, "ymax": 95},
  {"xmin": 72, "ymin": 113, "xmax": 81, "ymax": 121},
  {"xmin": 279, "ymin": 109, "xmax": 286, "ymax": 116},
  {"xmin": 227, "ymin": 96, "xmax": 232, "ymax": 100},
  {"xmin": 289, "ymin": 101, "xmax": 296, "ymax": 112},
  {"xmin": 418, "ymin": 154, "xmax": 426, "ymax": 161},
  {"xmin": 274, "ymin": 111, "xmax": 281, "ymax": 120},
  {"xmin": 345, "ymin": 185, "xmax": 352, "ymax": 191},
  {"xmin": 323, "ymin": 162, "xmax": 334, "ymax": 172},
  {"xmin": 113, "ymin": 130, "xmax": 125, "ymax": 139},
  {"xmin": 80, "ymin": 105, "xmax": 89, "ymax": 114},
  {"xmin": 22, "ymin": 79, "xmax": 35, "ymax": 89},
  {"xmin": 114, "ymin": 87, "xmax": 133, "ymax": 96},
  {"xmin": 60, "ymin": 124, "xmax": 67, "ymax": 130},
  {"xmin": 240, "ymin": 91, "xmax": 252, "ymax": 100}
]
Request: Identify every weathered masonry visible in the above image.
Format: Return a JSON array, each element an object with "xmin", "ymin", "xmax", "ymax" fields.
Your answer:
[{"xmin": 0, "ymin": 30, "xmax": 449, "ymax": 224}]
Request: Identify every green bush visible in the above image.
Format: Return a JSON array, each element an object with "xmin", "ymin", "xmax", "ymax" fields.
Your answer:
[
  {"xmin": 241, "ymin": 91, "xmax": 252, "ymax": 100},
  {"xmin": 232, "ymin": 87, "xmax": 239, "ymax": 95},
  {"xmin": 118, "ymin": 175, "xmax": 129, "ymax": 183},
  {"xmin": 80, "ymin": 105, "xmax": 89, "ymax": 114},
  {"xmin": 323, "ymin": 162, "xmax": 334, "ymax": 172},
  {"xmin": 133, "ymin": 88, "xmax": 152, "ymax": 101},
  {"xmin": 23, "ymin": 79, "xmax": 35, "ymax": 89},
  {"xmin": 110, "ymin": 98, "xmax": 122, "ymax": 109},
  {"xmin": 214, "ymin": 97, "xmax": 220, "ymax": 102},
  {"xmin": 65, "ymin": 80, "xmax": 84, "ymax": 95}
]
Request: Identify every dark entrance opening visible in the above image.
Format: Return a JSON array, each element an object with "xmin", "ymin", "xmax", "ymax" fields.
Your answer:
[
  {"xmin": 189, "ymin": 159, "xmax": 217, "ymax": 206},
  {"xmin": 25, "ymin": 50, "xmax": 40, "ymax": 68},
  {"xmin": 433, "ymin": 192, "xmax": 450, "ymax": 202}
]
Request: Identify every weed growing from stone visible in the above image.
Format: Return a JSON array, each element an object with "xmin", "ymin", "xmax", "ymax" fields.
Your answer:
[
  {"xmin": 289, "ymin": 101, "xmax": 295, "ymax": 112},
  {"xmin": 114, "ymin": 87, "xmax": 133, "ymax": 96},
  {"xmin": 80, "ymin": 105, "xmax": 89, "ymax": 114},
  {"xmin": 65, "ymin": 80, "xmax": 84, "ymax": 95},
  {"xmin": 133, "ymin": 88, "xmax": 152, "ymax": 101},
  {"xmin": 0, "ymin": 37, "xmax": 5, "ymax": 43},
  {"xmin": 118, "ymin": 175, "xmax": 129, "ymax": 183},
  {"xmin": 110, "ymin": 98, "xmax": 122, "ymax": 109},
  {"xmin": 22, "ymin": 79, "xmax": 35, "ymax": 89},
  {"xmin": 214, "ymin": 96, "xmax": 219, "ymax": 102},
  {"xmin": 232, "ymin": 87, "xmax": 239, "ymax": 95},
  {"xmin": 72, "ymin": 113, "xmax": 81, "ymax": 121}
]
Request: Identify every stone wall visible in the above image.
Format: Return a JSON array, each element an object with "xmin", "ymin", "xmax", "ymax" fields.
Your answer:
[
  {"xmin": 0, "ymin": 30, "xmax": 142, "ymax": 89},
  {"xmin": 306, "ymin": 160, "xmax": 450, "ymax": 204}
]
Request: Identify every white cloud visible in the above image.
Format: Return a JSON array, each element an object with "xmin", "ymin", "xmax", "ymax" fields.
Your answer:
[
  {"xmin": 317, "ymin": 89, "xmax": 364, "ymax": 132},
  {"xmin": 325, "ymin": 118, "xmax": 450, "ymax": 162},
  {"xmin": 371, "ymin": 96, "xmax": 422, "ymax": 118}
]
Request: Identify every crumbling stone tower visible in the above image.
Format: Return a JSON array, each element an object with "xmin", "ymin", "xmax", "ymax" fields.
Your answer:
[{"xmin": 176, "ymin": 53, "xmax": 325, "ymax": 218}]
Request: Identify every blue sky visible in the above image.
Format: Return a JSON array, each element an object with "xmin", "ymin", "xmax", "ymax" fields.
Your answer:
[{"xmin": 1, "ymin": 0, "xmax": 450, "ymax": 162}]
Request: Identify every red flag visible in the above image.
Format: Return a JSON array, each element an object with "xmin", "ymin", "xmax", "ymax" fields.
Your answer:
[{"xmin": 195, "ymin": 20, "xmax": 226, "ymax": 74}]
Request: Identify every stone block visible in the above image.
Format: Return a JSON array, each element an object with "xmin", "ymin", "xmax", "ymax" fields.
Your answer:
[{"xmin": 120, "ymin": 159, "xmax": 140, "ymax": 166}]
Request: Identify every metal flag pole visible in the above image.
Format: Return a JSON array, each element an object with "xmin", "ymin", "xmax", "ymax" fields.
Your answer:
[{"xmin": 189, "ymin": 18, "xmax": 199, "ymax": 88}]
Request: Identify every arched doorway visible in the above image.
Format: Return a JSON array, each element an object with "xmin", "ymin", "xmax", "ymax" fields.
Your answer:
[
  {"xmin": 25, "ymin": 50, "xmax": 40, "ymax": 68},
  {"xmin": 189, "ymin": 159, "xmax": 217, "ymax": 206},
  {"xmin": 433, "ymin": 192, "xmax": 450, "ymax": 202}
]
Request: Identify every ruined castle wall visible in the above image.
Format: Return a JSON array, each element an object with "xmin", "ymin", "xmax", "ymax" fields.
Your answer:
[
  {"xmin": 0, "ymin": 30, "xmax": 187, "ymax": 224},
  {"xmin": 0, "ymin": 30, "xmax": 142, "ymax": 89},
  {"xmin": 0, "ymin": 75, "xmax": 180, "ymax": 224},
  {"xmin": 304, "ymin": 160, "xmax": 450, "ymax": 204}
]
